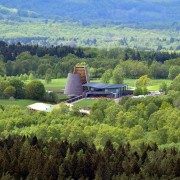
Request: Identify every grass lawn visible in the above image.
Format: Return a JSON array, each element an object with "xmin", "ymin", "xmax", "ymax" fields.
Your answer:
[
  {"xmin": 147, "ymin": 79, "xmax": 172, "ymax": 91},
  {"xmin": 124, "ymin": 79, "xmax": 172, "ymax": 91},
  {"xmin": 74, "ymin": 98, "xmax": 99, "ymax": 109},
  {"xmin": 25, "ymin": 78, "xmax": 67, "ymax": 92},
  {"xmin": 0, "ymin": 99, "xmax": 38, "ymax": 108},
  {"xmin": 41, "ymin": 78, "xmax": 67, "ymax": 92}
]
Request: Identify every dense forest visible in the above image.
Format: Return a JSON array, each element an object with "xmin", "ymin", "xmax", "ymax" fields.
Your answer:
[
  {"xmin": 0, "ymin": 41, "xmax": 180, "ymax": 79},
  {"xmin": 0, "ymin": 74, "xmax": 179, "ymax": 149},
  {"xmin": 0, "ymin": 42, "xmax": 179, "ymax": 179},
  {"xmin": 0, "ymin": 137, "xmax": 179, "ymax": 179}
]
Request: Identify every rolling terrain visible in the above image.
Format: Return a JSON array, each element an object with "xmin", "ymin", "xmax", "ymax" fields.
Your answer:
[
  {"xmin": 0, "ymin": 20, "xmax": 179, "ymax": 50},
  {"xmin": 0, "ymin": 1, "xmax": 179, "ymax": 179},
  {"xmin": 0, "ymin": 0, "xmax": 179, "ymax": 26},
  {"xmin": 0, "ymin": 1, "xmax": 179, "ymax": 50}
]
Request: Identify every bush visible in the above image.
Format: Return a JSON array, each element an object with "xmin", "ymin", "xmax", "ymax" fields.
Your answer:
[
  {"xmin": 43, "ymin": 91, "xmax": 58, "ymax": 103},
  {"xmin": 3, "ymin": 86, "xmax": 16, "ymax": 98},
  {"xmin": 112, "ymin": 66, "xmax": 124, "ymax": 84},
  {"xmin": 25, "ymin": 80, "xmax": 45, "ymax": 100},
  {"xmin": 9, "ymin": 79, "xmax": 25, "ymax": 99},
  {"xmin": 134, "ymin": 87, "xmax": 143, "ymax": 96},
  {"xmin": 101, "ymin": 69, "xmax": 112, "ymax": 83},
  {"xmin": 168, "ymin": 66, "xmax": 180, "ymax": 80},
  {"xmin": 133, "ymin": 87, "xmax": 148, "ymax": 96},
  {"xmin": 149, "ymin": 61, "xmax": 169, "ymax": 79},
  {"xmin": 142, "ymin": 87, "xmax": 148, "ymax": 95},
  {"xmin": 160, "ymin": 82, "xmax": 168, "ymax": 93},
  {"xmin": 45, "ymin": 74, "xmax": 52, "ymax": 84},
  {"xmin": 169, "ymin": 74, "xmax": 180, "ymax": 91}
]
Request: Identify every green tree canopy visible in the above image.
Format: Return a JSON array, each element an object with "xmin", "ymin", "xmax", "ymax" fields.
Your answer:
[
  {"xmin": 169, "ymin": 74, "xmax": 180, "ymax": 91},
  {"xmin": 112, "ymin": 66, "xmax": 124, "ymax": 84},
  {"xmin": 101, "ymin": 69, "xmax": 112, "ymax": 83},
  {"xmin": 25, "ymin": 80, "xmax": 45, "ymax": 100},
  {"xmin": 3, "ymin": 85, "xmax": 16, "ymax": 98}
]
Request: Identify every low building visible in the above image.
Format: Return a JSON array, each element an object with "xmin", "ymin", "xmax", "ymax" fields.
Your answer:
[
  {"xmin": 64, "ymin": 64, "xmax": 129, "ymax": 98},
  {"xmin": 83, "ymin": 82, "xmax": 128, "ymax": 98},
  {"xmin": 27, "ymin": 103, "xmax": 54, "ymax": 112}
]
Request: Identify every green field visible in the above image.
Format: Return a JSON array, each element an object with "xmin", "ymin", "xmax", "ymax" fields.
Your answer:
[
  {"xmin": 24, "ymin": 79, "xmax": 67, "ymax": 92},
  {"xmin": 74, "ymin": 98, "xmax": 99, "ymax": 109},
  {"xmin": 41, "ymin": 79, "xmax": 67, "ymax": 92},
  {"xmin": 124, "ymin": 79, "xmax": 172, "ymax": 91},
  {"xmin": 41, "ymin": 78, "xmax": 172, "ymax": 92},
  {"xmin": 0, "ymin": 99, "xmax": 38, "ymax": 108}
]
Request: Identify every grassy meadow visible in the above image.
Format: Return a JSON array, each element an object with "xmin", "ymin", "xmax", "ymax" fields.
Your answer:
[
  {"xmin": 73, "ymin": 98, "xmax": 99, "ymax": 109},
  {"xmin": 0, "ymin": 99, "xmax": 38, "ymax": 108},
  {"xmin": 40, "ymin": 78, "xmax": 67, "ymax": 92},
  {"xmin": 124, "ymin": 79, "xmax": 172, "ymax": 91}
]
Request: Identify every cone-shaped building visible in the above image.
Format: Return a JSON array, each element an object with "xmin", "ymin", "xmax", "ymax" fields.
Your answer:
[{"xmin": 64, "ymin": 73, "xmax": 83, "ymax": 97}]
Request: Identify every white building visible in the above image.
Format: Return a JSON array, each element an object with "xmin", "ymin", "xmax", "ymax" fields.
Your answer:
[{"xmin": 27, "ymin": 103, "xmax": 54, "ymax": 112}]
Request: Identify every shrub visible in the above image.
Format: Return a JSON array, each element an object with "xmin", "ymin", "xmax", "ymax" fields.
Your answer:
[
  {"xmin": 3, "ymin": 86, "xmax": 16, "ymax": 98},
  {"xmin": 43, "ymin": 92, "xmax": 58, "ymax": 103},
  {"xmin": 25, "ymin": 80, "xmax": 45, "ymax": 100}
]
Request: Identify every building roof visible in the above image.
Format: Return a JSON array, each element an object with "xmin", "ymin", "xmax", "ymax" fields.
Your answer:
[
  {"xmin": 27, "ymin": 103, "xmax": 54, "ymax": 112},
  {"xmin": 82, "ymin": 82, "xmax": 127, "ymax": 89}
]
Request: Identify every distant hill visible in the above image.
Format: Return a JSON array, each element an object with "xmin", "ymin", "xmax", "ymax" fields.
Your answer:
[
  {"xmin": 0, "ymin": 0, "xmax": 179, "ymax": 50},
  {"xmin": 0, "ymin": 0, "xmax": 179, "ymax": 26},
  {"xmin": 0, "ymin": 5, "xmax": 40, "ymax": 20}
]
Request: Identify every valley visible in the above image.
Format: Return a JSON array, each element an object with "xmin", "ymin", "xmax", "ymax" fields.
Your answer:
[{"xmin": 0, "ymin": 1, "xmax": 179, "ymax": 179}]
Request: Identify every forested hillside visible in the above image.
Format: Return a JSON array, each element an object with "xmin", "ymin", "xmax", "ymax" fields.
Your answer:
[
  {"xmin": 0, "ymin": 1, "xmax": 179, "ymax": 49},
  {"xmin": 0, "ymin": 40, "xmax": 179, "ymax": 180},
  {"xmin": 0, "ymin": 42, "xmax": 179, "ymax": 79},
  {"xmin": 0, "ymin": 83, "xmax": 180, "ymax": 149},
  {"xmin": 0, "ymin": 0, "xmax": 180, "ymax": 26},
  {"xmin": 0, "ymin": 1, "xmax": 179, "ymax": 178},
  {"xmin": 0, "ymin": 5, "xmax": 39, "ymax": 20},
  {"xmin": 0, "ymin": 137, "xmax": 179, "ymax": 179},
  {"xmin": 0, "ymin": 42, "xmax": 179, "ymax": 148},
  {"xmin": 0, "ymin": 21, "xmax": 179, "ymax": 50}
]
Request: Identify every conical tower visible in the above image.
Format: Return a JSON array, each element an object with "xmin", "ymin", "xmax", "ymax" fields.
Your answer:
[{"xmin": 64, "ymin": 73, "xmax": 83, "ymax": 97}]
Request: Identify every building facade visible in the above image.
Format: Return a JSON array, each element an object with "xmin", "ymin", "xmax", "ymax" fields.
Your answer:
[
  {"xmin": 64, "ymin": 64, "xmax": 128, "ymax": 98},
  {"xmin": 83, "ymin": 82, "xmax": 128, "ymax": 98}
]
